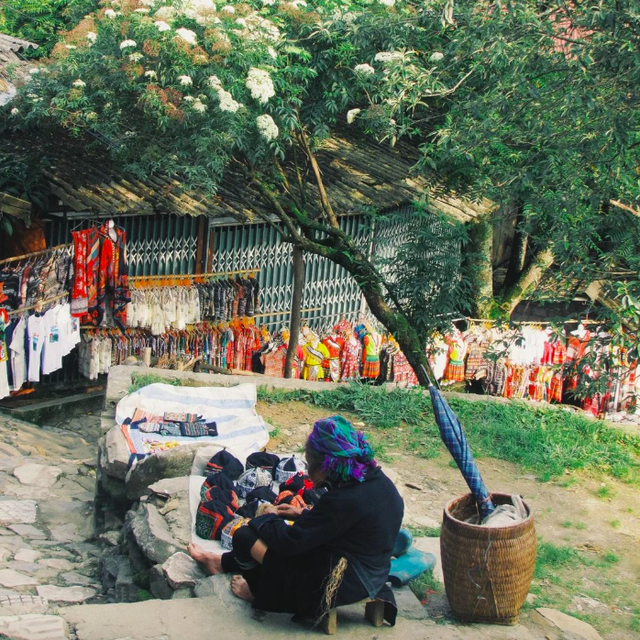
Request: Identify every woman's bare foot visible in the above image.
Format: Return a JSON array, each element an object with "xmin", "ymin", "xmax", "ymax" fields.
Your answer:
[
  {"xmin": 231, "ymin": 576, "xmax": 255, "ymax": 603},
  {"xmin": 188, "ymin": 542, "xmax": 223, "ymax": 575}
]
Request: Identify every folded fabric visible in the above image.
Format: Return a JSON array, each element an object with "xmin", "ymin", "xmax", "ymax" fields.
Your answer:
[
  {"xmin": 158, "ymin": 424, "xmax": 182, "ymax": 437},
  {"xmin": 274, "ymin": 490, "xmax": 307, "ymax": 510},
  {"xmin": 279, "ymin": 471, "xmax": 314, "ymax": 495},
  {"xmin": 180, "ymin": 421, "xmax": 218, "ymax": 438},
  {"xmin": 195, "ymin": 487, "xmax": 239, "ymax": 541},
  {"xmin": 205, "ymin": 450, "xmax": 244, "ymax": 480},
  {"xmin": 481, "ymin": 494, "xmax": 528, "ymax": 528},
  {"xmin": 236, "ymin": 467, "xmax": 273, "ymax": 499},
  {"xmin": 221, "ymin": 517, "xmax": 252, "ymax": 551},
  {"xmin": 200, "ymin": 472, "xmax": 236, "ymax": 499},
  {"xmin": 164, "ymin": 412, "xmax": 201, "ymax": 423},
  {"xmin": 246, "ymin": 452, "xmax": 280, "ymax": 478},
  {"xmin": 275, "ymin": 455, "xmax": 307, "ymax": 483},
  {"xmin": 236, "ymin": 500, "xmax": 263, "ymax": 518},
  {"xmin": 245, "ymin": 486, "xmax": 277, "ymax": 504}
]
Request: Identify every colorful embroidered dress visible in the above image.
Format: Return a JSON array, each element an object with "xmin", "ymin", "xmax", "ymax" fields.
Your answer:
[
  {"xmin": 302, "ymin": 341, "xmax": 330, "ymax": 381},
  {"xmin": 361, "ymin": 332, "xmax": 381, "ymax": 380},
  {"xmin": 340, "ymin": 336, "xmax": 361, "ymax": 381},
  {"xmin": 323, "ymin": 334, "xmax": 344, "ymax": 382}
]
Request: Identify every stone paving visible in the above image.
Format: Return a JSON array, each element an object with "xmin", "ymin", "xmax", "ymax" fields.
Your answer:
[{"xmin": 0, "ymin": 366, "xmax": 609, "ymax": 640}]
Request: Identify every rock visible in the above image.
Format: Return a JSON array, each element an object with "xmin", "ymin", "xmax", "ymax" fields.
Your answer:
[
  {"xmin": 40, "ymin": 558, "xmax": 75, "ymax": 571},
  {"xmin": 0, "ymin": 569, "xmax": 39, "ymax": 587},
  {"xmin": 124, "ymin": 445, "xmax": 206, "ymax": 501},
  {"xmin": 572, "ymin": 595, "xmax": 610, "ymax": 615},
  {"xmin": 149, "ymin": 564, "xmax": 173, "ymax": 600},
  {"xmin": 171, "ymin": 588, "xmax": 193, "ymax": 599},
  {"xmin": 13, "ymin": 464, "xmax": 62, "ymax": 487},
  {"xmin": 0, "ymin": 614, "xmax": 69, "ymax": 640},
  {"xmin": 61, "ymin": 572, "xmax": 97, "ymax": 587},
  {"xmin": 413, "ymin": 537, "xmax": 444, "ymax": 584},
  {"xmin": 148, "ymin": 477, "xmax": 190, "ymax": 498},
  {"xmin": 405, "ymin": 482, "xmax": 424, "ymax": 491},
  {"xmin": 98, "ymin": 530, "xmax": 121, "ymax": 547},
  {"xmin": 14, "ymin": 549, "xmax": 41, "ymax": 563},
  {"xmin": 127, "ymin": 504, "xmax": 181, "ymax": 565},
  {"xmin": 115, "ymin": 561, "xmax": 139, "ymax": 603},
  {"xmin": 162, "ymin": 553, "xmax": 206, "ymax": 590},
  {"xmin": 0, "ymin": 546, "xmax": 11, "ymax": 561},
  {"xmin": 50, "ymin": 524, "xmax": 84, "ymax": 543},
  {"xmin": 536, "ymin": 608, "xmax": 603, "ymax": 640},
  {"xmin": 0, "ymin": 500, "xmax": 38, "ymax": 524},
  {"xmin": 193, "ymin": 574, "xmax": 251, "ymax": 610},
  {"xmin": 392, "ymin": 586, "xmax": 428, "ymax": 620},
  {"xmin": 0, "ymin": 594, "xmax": 49, "ymax": 614},
  {"xmin": 9, "ymin": 561, "xmax": 41, "ymax": 574},
  {"xmin": 100, "ymin": 548, "xmax": 126, "ymax": 592},
  {"xmin": 102, "ymin": 427, "xmax": 132, "ymax": 481},
  {"xmin": 8, "ymin": 524, "xmax": 47, "ymax": 539},
  {"xmin": 37, "ymin": 585, "xmax": 96, "ymax": 603}
]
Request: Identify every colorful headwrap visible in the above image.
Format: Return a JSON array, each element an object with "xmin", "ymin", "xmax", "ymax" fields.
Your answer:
[
  {"xmin": 307, "ymin": 415, "xmax": 377, "ymax": 483},
  {"xmin": 354, "ymin": 323, "xmax": 367, "ymax": 340}
]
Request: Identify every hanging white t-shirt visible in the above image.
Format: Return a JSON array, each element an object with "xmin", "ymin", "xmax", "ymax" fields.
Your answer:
[
  {"xmin": 67, "ymin": 309, "xmax": 81, "ymax": 354},
  {"xmin": 27, "ymin": 312, "xmax": 48, "ymax": 382},
  {"xmin": 42, "ymin": 306, "xmax": 63, "ymax": 376},
  {"xmin": 0, "ymin": 322, "xmax": 9, "ymax": 400},
  {"xmin": 9, "ymin": 316, "xmax": 26, "ymax": 391}
]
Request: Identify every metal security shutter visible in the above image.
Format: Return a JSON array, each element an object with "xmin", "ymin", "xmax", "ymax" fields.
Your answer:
[{"xmin": 44, "ymin": 214, "xmax": 202, "ymax": 276}]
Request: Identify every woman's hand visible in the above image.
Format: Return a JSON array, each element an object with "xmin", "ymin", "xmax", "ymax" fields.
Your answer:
[{"xmin": 275, "ymin": 504, "xmax": 305, "ymax": 520}]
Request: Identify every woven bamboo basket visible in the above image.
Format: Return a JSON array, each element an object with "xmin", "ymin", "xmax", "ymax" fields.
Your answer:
[{"xmin": 440, "ymin": 492, "xmax": 536, "ymax": 625}]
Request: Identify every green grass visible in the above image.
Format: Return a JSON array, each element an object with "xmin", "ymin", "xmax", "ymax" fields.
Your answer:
[
  {"xmin": 257, "ymin": 384, "xmax": 640, "ymax": 484},
  {"xmin": 610, "ymin": 519, "xmax": 621, "ymax": 529},
  {"xmin": 407, "ymin": 524, "xmax": 441, "ymax": 538},
  {"xmin": 409, "ymin": 569, "xmax": 442, "ymax": 600},
  {"xmin": 595, "ymin": 485, "xmax": 617, "ymax": 499},
  {"xmin": 560, "ymin": 520, "xmax": 573, "ymax": 528},
  {"xmin": 575, "ymin": 521, "xmax": 588, "ymax": 530},
  {"xmin": 129, "ymin": 372, "xmax": 183, "ymax": 393},
  {"xmin": 534, "ymin": 540, "xmax": 589, "ymax": 580}
]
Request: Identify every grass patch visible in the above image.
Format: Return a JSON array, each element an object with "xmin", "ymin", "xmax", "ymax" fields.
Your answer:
[
  {"xmin": 407, "ymin": 524, "xmax": 441, "ymax": 538},
  {"xmin": 560, "ymin": 520, "xmax": 573, "ymax": 528},
  {"xmin": 602, "ymin": 550, "xmax": 619, "ymax": 564},
  {"xmin": 575, "ymin": 521, "xmax": 587, "ymax": 530},
  {"xmin": 409, "ymin": 570, "xmax": 441, "ymax": 600},
  {"xmin": 595, "ymin": 485, "xmax": 617, "ymax": 499},
  {"xmin": 130, "ymin": 372, "xmax": 183, "ymax": 393},
  {"xmin": 534, "ymin": 540, "xmax": 590, "ymax": 580},
  {"xmin": 258, "ymin": 384, "xmax": 640, "ymax": 483},
  {"xmin": 610, "ymin": 519, "xmax": 621, "ymax": 529}
]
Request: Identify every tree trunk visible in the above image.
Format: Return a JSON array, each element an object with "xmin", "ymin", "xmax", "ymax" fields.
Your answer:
[
  {"xmin": 500, "ymin": 246, "xmax": 554, "ymax": 317},
  {"xmin": 465, "ymin": 216, "xmax": 494, "ymax": 317},
  {"xmin": 284, "ymin": 246, "xmax": 304, "ymax": 378},
  {"xmin": 503, "ymin": 203, "xmax": 528, "ymax": 290}
]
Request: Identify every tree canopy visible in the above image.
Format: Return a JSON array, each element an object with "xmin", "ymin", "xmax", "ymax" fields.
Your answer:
[{"xmin": 1, "ymin": 0, "xmax": 639, "ymax": 387}]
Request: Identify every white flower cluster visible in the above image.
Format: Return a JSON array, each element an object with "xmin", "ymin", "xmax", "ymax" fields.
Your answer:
[
  {"xmin": 29, "ymin": 68, "xmax": 40, "ymax": 75},
  {"xmin": 261, "ymin": 0, "xmax": 275, "ymax": 5},
  {"xmin": 378, "ymin": 0, "xmax": 395, "ymax": 6},
  {"xmin": 145, "ymin": 70, "xmax": 157, "ymax": 78},
  {"xmin": 220, "ymin": 5, "xmax": 235, "ymax": 13},
  {"xmin": 217, "ymin": 89, "xmax": 240, "ymax": 112},
  {"xmin": 374, "ymin": 51, "xmax": 402, "ymax": 63},
  {"xmin": 154, "ymin": 20, "xmax": 171, "ymax": 31},
  {"xmin": 346, "ymin": 108, "xmax": 361, "ymax": 124},
  {"xmin": 153, "ymin": 6, "xmax": 176, "ymax": 20},
  {"xmin": 176, "ymin": 27, "xmax": 197, "ymax": 45},
  {"xmin": 134, "ymin": 8, "xmax": 149, "ymax": 13},
  {"xmin": 129, "ymin": 52, "xmax": 143, "ymax": 62},
  {"xmin": 256, "ymin": 114, "xmax": 278, "ymax": 141},
  {"xmin": 182, "ymin": 0, "xmax": 217, "ymax": 25},
  {"xmin": 208, "ymin": 76, "xmax": 241, "ymax": 112},
  {"xmin": 104, "ymin": 8, "xmax": 118, "ymax": 18},
  {"xmin": 10, "ymin": 108, "xmax": 19, "ymax": 115},
  {"xmin": 429, "ymin": 51, "xmax": 444, "ymax": 62},
  {"xmin": 354, "ymin": 63, "xmax": 374, "ymax": 75},
  {"xmin": 140, "ymin": 0, "xmax": 155, "ymax": 5},
  {"xmin": 120, "ymin": 40, "xmax": 137, "ymax": 49},
  {"xmin": 87, "ymin": 31, "xmax": 97, "ymax": 43},
  {"xmin": 178, "ymin": 75, "xmax": 193, "ymax": 85},
  {"xmin": 239, "ymin": 13, "xmax": 280, "ymax": 42},
  {"xmin": 235, "ymin": 17, "xmax": 247, "ymax": 27},
  {"xmin": 192, "ymin": 98, "xmax": 207, "ymax": 113},
  {"xmin": 246, "ymin": 68, "xmax": 275, "ymax": 104},
  {"xmin": 73, "ymin": 78, "xmax": 86, "ymax": 88}
]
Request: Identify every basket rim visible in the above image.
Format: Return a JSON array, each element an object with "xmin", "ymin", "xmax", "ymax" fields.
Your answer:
[{"xmin": 443, "ymin": 492, "xmax": 533, "ymax": 530}]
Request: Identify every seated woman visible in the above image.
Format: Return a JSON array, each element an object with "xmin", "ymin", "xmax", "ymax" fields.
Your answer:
[{"xmin": 188, "ymin": 415, "xmax": 404, "ymax": 624}]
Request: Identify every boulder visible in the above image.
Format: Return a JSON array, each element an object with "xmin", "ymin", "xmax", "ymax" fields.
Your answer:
[
  {"xmin": 0, "ymin": 569, "xmax": 38, "ymax": 588},
  {"xmin": 14, "ymin": 549, "xmax": 41, "ymax": 563},
  {"xmin": 114, "ymin": 560, "xmax": 139, "ymax": 603},
  {"xmin": 102, "ymin": 427, "xmax": 131, "ymax": 481},
  {"xmin": 126, "ymin": 504, "xmax": 181, "ymax": 565},
  {"xmin": 0, "ymin": 500, "xmax": 38, "ymax": 525},
  {"xmin": 148, "ymin": 476, "xmax": 191, "ymax": 498},
  {"xmin": 99, "ymin": 548, "xmax": 126, "ymax": 592},
  {"xmin": 193, "ymin": 574, "xmax": 251, "ymax": 611},
  {"xmin": 162, "ymin": 553, "xmax": 206, "ymax": 590},
  {"xmin": 149, "ymin": 564, "xmax": 173, "ymax": 600},
  {"xmin": 124, "ymin": 445, "xmax": 205, "ymax": 501}
]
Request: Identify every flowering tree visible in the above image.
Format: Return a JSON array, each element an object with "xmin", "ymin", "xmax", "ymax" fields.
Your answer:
[{"xmin": 2, "ymin": 0, "xmax": 640, "ymax": 387}]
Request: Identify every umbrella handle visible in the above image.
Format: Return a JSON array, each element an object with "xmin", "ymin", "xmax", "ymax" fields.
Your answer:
[{"xmin": 420, "ymin": 365, "xmax": 440, "ymax": 390}]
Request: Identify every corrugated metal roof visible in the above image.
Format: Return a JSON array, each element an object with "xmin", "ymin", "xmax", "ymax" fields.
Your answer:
[
  {"xmin": 0, "ymin": 33, "xmax": 37, "ymax": 106},
  {"xmin": 39, "ymin": 131, "xmax": 491, "ymax": 222}
]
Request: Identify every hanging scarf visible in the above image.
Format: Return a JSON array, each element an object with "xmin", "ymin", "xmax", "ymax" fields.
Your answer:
[{"xmin": 307, "ymin": 415, "xmax": 377, "ymax": 482}]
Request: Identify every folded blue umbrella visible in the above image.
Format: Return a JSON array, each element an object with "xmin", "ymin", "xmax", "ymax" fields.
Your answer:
[{"xmin": 428, "ymin": 385, "xmax": 495, "ymax": 520}]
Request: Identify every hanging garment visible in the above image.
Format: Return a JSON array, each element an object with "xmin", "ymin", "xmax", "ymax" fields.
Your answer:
[
  {"xmin": 444, "ymin": 333, "xmax": 467, "ymax": 382},
  {"xmin": 27, "ymin": 312, "xmax": 49, "ymax": 383},
  {"xmin": 95, "ymin": 224, "xmax": 130, "ymax": 330},
  {"xmin": 323, "ymin": 333, "xmax": 344, "ymax": 383},
  {"xmin": 71, "ymin": 227, "xmax": 100, "ymax": 318},
  {"xmin": 302, "ymin": 341, "xmax": 329, "ymax": 381},
  {"xmin": 361, "ymin": 332, "xmax": 381, "ymax": 380},
  {"xmin": 8, "ymin": 316, "xmax": 26, "ymax": 391},
  {"xmin": 341, "ymin": 336, "xmax": 361, "ymax": 381}
]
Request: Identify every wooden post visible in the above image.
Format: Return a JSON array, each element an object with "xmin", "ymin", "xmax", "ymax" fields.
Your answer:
[{"xmin": 284, "ymin": 246, "xmax": 304, "ymax": 378}]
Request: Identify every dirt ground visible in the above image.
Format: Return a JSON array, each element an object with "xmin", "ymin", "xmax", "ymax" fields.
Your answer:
[{"xmin": 257, "ymin": 399, "xmax": 640, "ymax": 640}]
